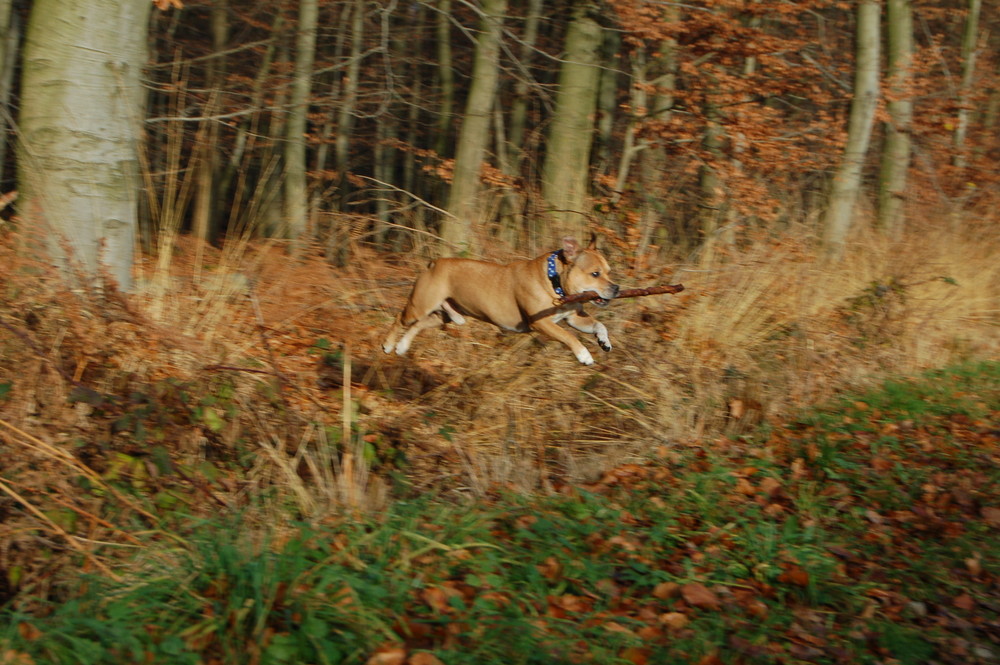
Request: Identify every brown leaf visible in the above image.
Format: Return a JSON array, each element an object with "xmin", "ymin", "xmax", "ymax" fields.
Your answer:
[
  {"xmin": 620, "ymin": 646, "xmax": 651, "ymax": 665},
  {"xmin": 779, "ymin": 563, "xmax": 810, "ymax": 587},
  {"xmin": 953, "ymin": 593, "xmax": 975, "ymax": 611},
  {"xmin": 870, "ymin": 457, "xmax": 893, "ymax": 472},
  {"xmin": 981, "ymin": 506, "xmax": 1000, "ymax": 527},
  {"xmin": 16, "ymin": 623, "xmax": 42, "ymax": 641},
  {"xmin": 659, "ymin": 611, "xmax": 690, "ymax": 631},
  {"xmin": 366, "ymin": 647, "xmax": 407, "ymax": 665},
  {"xmin": 421, "ymin": 587, "xmax": 459, "ymax": 613},
  {"xmin": 681, "ymin": 582, "xmax": 721, "ymax": 610},
  {"xmin": 652, "ymin": 581, "xmax": 679, "ymax": 600},
  {"xmin": 759, "ymin": 477, "xmax": 782, "ymax": 497},
  {"xmin": 408, "ymin": 653, "xmax": 444, "ymax": 665},
  {"xmin": 536, "ymin": 556, "xmax": 561, "ymax": 580}
]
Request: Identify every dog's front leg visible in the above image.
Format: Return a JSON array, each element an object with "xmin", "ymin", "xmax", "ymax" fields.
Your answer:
[
  {"xmin": 532, "ymin": 318, "xmax": 595, "ymax": 365},
  {"xmin": 567, "ymin": 312, "xmax": 612, "ymax": 352}
]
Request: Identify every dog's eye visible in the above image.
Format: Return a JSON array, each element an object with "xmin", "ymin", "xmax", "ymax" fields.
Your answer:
[{"xmin": 591, "ymin": 271, "xmax": 600, "ymax": 278}]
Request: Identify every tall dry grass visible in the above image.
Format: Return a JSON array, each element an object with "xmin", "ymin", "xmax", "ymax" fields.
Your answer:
[{"xmin": 2, "ymin": 200, "xmax": 997, "ymax": 532}]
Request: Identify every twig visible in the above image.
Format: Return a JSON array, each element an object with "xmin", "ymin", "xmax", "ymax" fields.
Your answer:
[
  {"xmin": 0, "ymin": 476, "xmax": 122, "ymax": 581},
  {"xmin": 557, "ymin": 283, "xmax": 685, "ymax": 305},
  {"xmin": 0, "ymin": 419, "xmax": 158, "ymax": 523}
]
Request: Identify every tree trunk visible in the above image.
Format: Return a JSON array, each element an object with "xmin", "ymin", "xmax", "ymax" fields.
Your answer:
[
  {"xmin": 541, "ymin": 1, "xmax": 603, "ymax": 239},
  {"xmin": 441, "ymin": 0, "xmax": 507, "ymax": 254},
  {"xmin": 821, "ymin": 0, "xmax": 880, "ymax": 259},
  {"xmin": 284, "ymin": 0, "xmax": 319, "ymax": 243},
  {"xmin": 508, "ymin": 0, "xmax": 542, "ymax": 155},
  {"xmin": 953, "ymin": 0, "xmax": 981, "ymax": 168},
  {"xmin": 193, "ymin": 0, "xmax": 228, "ymax": 269},
  {"xmin": 18, "ymin": 0, "xmax": 152, "ymax": 290},
  {"xmin": 433, "ymin": 0, "xmax": 455, "ymax": 159},
  {"xmin": 334, "ymin": 0, "xmax": 364, "ymax": 209},
  {"xmin": 877, "ymin": 0, "xmax": 912, "ymax": 235},
  {"xmin": 0, "ymin": 2, "xmax": 18, "ymax": 188}
]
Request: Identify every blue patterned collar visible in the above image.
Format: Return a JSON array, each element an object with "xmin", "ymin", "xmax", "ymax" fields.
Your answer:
[{"xmin": 547, "ymin": 250, "xmax": 565, "ymax": 297}]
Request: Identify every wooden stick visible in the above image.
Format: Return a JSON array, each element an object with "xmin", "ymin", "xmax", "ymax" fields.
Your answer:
[{"xmin": 557, "ymin": 283, "xmax": 685, "ymax": 305}]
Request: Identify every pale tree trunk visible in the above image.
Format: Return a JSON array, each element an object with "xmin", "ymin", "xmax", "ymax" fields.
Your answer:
[
  {"xmin": 441, "ymin": 0, "xmax": 507, "ymax": 254},
  {"xmin": 334, "ymin": 0, "xmax": 364, "ymax": 209},
  {"xmin": 616, "ymin": 27, "xmax": 677, "ymax": 257},
  {"xmin": 595, "ymin": 30, "xmax": 620, "ymax": 171},
  {"xmin": 698, "ymin": 100, "xmax": 727, "ymax": 263},
  {"xmin": 497, "ymin": 0, "xmax": 542, "ymax": 243},
  {"xmin": 0, "ymin": 0, "xmax": 17, "ymax": 187},
  {"xmin": 508, "ymin": 0, "xmax": 542, "ymax": 154},
  {"xmin": 821, "ymin": 0, "xmax": 880, "ymax": 260},
  {"xmin": 193, "ymin": 0, "xmax": 228, "ymax": 271},
  {"xmin": 218, "ymin": 11, "xmax": 282, "ymax": 233},
  {"xmin": 284, "ymin": 0, "xmax": 318, "ymax": 242},
  {"xmin": 18, "ymin": 0, "xmax": 152, "ymax": 290},
  {"xmin": 433, "ymin": 0, "xmax": 455, "ymax": 158},
  {"xmin": 541, "ymin": 1, "xmax": 603, "ymax": 239},
  {"xmin": 952, "ymin": 0, "xmax": 981, "ymax": 168},
  {"xmin": 877, "ymin": 0, "xmax": 912, "ymax": 235}
]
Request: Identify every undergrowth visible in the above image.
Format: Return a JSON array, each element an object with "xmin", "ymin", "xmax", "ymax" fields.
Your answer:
[{"xmin": 2, "ymin": 362, "xmax": 998, "ymax": 664}]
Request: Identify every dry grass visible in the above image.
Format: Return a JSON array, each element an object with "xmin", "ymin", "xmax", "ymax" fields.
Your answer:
[{"xmin": 1, "ymin": 212, "xmax": 997, "ymax": 541}]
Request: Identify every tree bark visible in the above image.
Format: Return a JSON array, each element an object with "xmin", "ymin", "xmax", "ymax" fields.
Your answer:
[
  {"xmin": 284, "ymin": 0, "xmax": 319, "ymax": 243},
  {"xmin": 334, "ymin": 0, "xmax": 364, "ymax": 210},
  {"xmin": 508, "ymin": 0, "xmax": 542, "ymax": 155},
  {"xmin": 433, "ymin": 0, "xmax": 455, "ymax": 158},
  {"xmin": 18, "ymin": 0, "xmax": 152, "ymax": 290},
  {"xmin": 0, "ymin": 1, "xmax": 18, "ymax": 188},
  {"xmin": 441, "ymin": 0, "xmax": 507, "ymax": 254},
  {"xmin": 821, "ymin": 0, "xmax": 880, "ymax": 259},
  {"xmin": 877, "ymin": 0, "xmax": 912, "ymax": 235},
  {"xmin": 541, "ymin": 1, "xmax": 603, "ymax": 239},
  {"xmin": 952, "ymin": 0, "xmax": 981, "ymax": 168}
]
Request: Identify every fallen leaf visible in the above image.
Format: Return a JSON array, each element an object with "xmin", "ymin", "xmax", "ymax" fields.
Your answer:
[
  {"xmin": 620, "ymin": 646, "xmax": 651, "ymax": 665},
  {"xmin": 536, "ymin": 556, "xmax": 561, "ymax": 580},
  {"xmin": 982, "ymin": 506, "xmax": 1000, "ymax": 527},
  {"xmin": 681, "ymin": 582, "xmax": 721, "ymax": 610},
  {"xmin": 366, "ymin": 647, "xmax": 407, "ymax": 665},
  {"xmin": 953, "ymin": 593, "xmax": 975, "ymax": 611},
  {"xmin": 870, "ymin": 457, "xmax": 893, "ymax": 472},
  {"xmin": 16, "ymin": 623, "xmax": 42, "ymax": 641},
  {"xmin": 408, "ymin": 653, "xmax": 444, "ymax": 665},
  {"xmin": 659, "ymin": 611, "xmax": 690, "ymax": 630},
  {"xmin": 779, "ymin": 563, "xmax": 810, "ymax": 587},
  {"xmin": 652, "ymin": 581, "xmax": 679, "ymax": 600},
  {"xmin": 421, "ymin": 587, "xmax": 460, "ymax": 613},
  {"xmin": 759, "ymin": 477, "xmax": 782, "ymax": 497}
]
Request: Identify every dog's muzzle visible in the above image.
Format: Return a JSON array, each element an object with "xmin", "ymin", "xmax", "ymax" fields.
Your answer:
[{"xmin": 592, "ymin": 283, "xmax": 620, "ymax": 307}]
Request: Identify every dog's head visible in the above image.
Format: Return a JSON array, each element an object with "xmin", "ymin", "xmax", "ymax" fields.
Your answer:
[{"xmin": 561, "ymin": 233, "xmax": 620, "ymax": 306}]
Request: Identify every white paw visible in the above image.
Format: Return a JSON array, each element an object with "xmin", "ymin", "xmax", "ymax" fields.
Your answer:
[
  {"xmin": 382, "ymin": 342, "xmax": 395, "ymax": 354},
  {"xmin": 595, "ymin": 323, "xmax": 612, "ymax": 352},
  {"xmin": 576, "ymin": 348, "xmax": 595, "ymax": 365}
]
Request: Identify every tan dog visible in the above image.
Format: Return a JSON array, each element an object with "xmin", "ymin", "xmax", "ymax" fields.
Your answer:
[{"xmin": 383, "ymin": 235, "xmax": 620, "ymax": 365}]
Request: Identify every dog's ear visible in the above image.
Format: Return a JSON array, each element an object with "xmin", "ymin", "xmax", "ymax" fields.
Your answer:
[
  {"xmin": 562, "ymin": 236, "xmax": 581, "ymax": 260},
  {"xmin": 587, "ymin": 232, "xmax": 598, "ymax": 250}
]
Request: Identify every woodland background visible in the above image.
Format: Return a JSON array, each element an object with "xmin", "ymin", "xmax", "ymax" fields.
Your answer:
[{"xmin": 0, "ymin": 0, "xmax": 998, "ymax": 661}]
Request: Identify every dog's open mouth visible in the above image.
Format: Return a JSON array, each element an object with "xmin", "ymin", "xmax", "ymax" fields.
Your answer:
[{"xmin": 593, "ymin": 297, "xmax": 610, "ymax": 307}]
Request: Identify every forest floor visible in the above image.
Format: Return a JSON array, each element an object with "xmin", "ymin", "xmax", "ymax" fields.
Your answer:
[{"xmin": 0, "ymin": 225, "xmax": 998, "ymax": 663}]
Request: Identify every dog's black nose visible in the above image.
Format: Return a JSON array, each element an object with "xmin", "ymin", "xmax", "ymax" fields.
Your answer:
[{"xmin": 610, "ymin": 283, "xmax": 620, "ymax": 297}]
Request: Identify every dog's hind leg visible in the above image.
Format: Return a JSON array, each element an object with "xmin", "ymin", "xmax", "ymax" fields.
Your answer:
[{"xmin": 440, "ymin": 300, "xmax": 467, "ymax": 325}]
